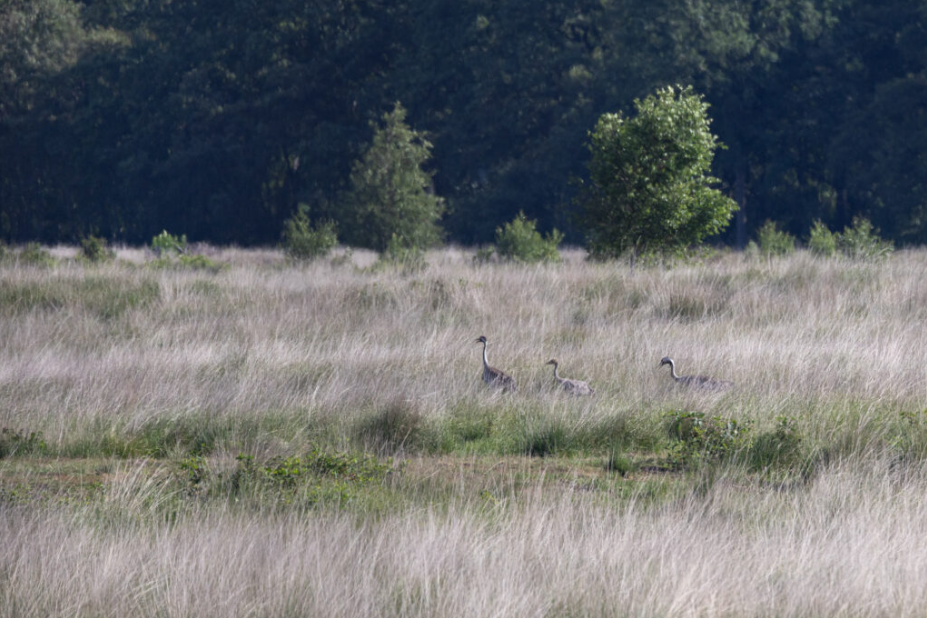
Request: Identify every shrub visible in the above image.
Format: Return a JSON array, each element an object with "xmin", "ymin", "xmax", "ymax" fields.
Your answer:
[
  {"xmin": 755, "ymin": 220, "xmax": 796, "ymax": 256},
  {"xmin": 150, "ymin": 230, "xmax": 187, "ymax": 257},
  {"xmin": 748, "ymin": 416, "xmax": 803, "ymax": 470},
  {"xmin": 665, "ymin": 410, "xmax": 750, "ymax": 469},
  {"xmin": 149, "ymin": 231, "xmax": 223, "ymax": 272},
  {"xmin": 838, "ymin": 217, "xmax": 893, "ymax": 260},
  {"xmin": 379, "ymin": 233, "xmax": 427, "ymax": 271},
  {"xmin": 0, "ymin": 428, "xmax": 47, "ymax": 458},
  {"xmin": 355, "ymin": 398, "xmax": 428, "ymax": 453},
  {"xmin": 17, "ymin": 243, "xmax": 55, "ymax": 266},
  {"xmin": 808, "ymin": 220, "xmax": 837, "ymax": 256},
  {"xmin": 472, "ymin": 246, "xmax": 496, "ymax": 264},
  {"xmin": 494, "ymin": 211, "xmax": 563, "ymax": 263},
  {"xmin": 79, "ymin": 235, "xmax": 115, "ymax": 263},
  {"xmin": 282, "ymin": 204, "xmax": 338, "ymax": 261}
]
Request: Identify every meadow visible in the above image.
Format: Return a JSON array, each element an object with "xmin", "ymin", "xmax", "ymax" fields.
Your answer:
[{"xmin": 3, "ymin": 245, "xmax": 927, "ymax": 617}]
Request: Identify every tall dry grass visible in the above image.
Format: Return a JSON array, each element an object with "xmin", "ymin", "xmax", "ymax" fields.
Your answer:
[
  {"xmin": 4, "ymin": 247, "xmax": 927, "ymax": 616},
  {"xmin": 2, "ymin": 247, "xmax": 926, "ymax": 450},
  {"xmin": 3, "ymin": 459, "xmax": 927, "ymax": 617}
]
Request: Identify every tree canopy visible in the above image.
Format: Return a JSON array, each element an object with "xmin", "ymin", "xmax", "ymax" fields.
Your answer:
[
  {"xmin": 582, "ymin": 86, "xmax": 737, "ymax": 259},
  {"xmin": 1, "ymin": 0, "xmax": 927, "ymax": 248}
]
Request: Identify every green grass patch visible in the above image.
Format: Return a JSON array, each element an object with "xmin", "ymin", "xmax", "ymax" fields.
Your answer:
[{"xmin": 0, "ymin": 275, "xmax": 160, "ymax": 319}]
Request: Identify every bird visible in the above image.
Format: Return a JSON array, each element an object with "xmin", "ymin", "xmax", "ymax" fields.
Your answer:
[
  {"xmin": 545, "ymin": 358, "xmax": 595, "ymax": 396},
  {"xmin": 659, "ymin": 356, "xmax": 732, "ymax": 389},
  {"xmin": 475, "ymin": 336, "xmax": 517, "ymax": 392}
]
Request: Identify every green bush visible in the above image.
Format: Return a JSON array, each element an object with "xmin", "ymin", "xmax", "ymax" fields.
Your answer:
[
  {"xmin": 17, "ymin": 243, "xmax": 55, "ymax": 266},
  {"xmin": 748, "ymin": 416, "xmax": 803, "ymax": 470},
  {"xmin": 148, "ymin": 231, "xmax": 223, "ymax": 272},
  {"xmin": 756, "ymin": 220, "xmax": 795, "ymax": 256},
  {"xmin": 150, "ymin": 253, "xmax": 224, "ymax": 273},
  {"xmin": 472, "ymin": 246, "xmax": 496, "ymax": 264},
  {"xmin": 379, "ymin": 233, "xmax": 427, "ymax": 271},
  {"xmin": 0, "ymin": 428, "xmax": 47, "ymax": 458},
  {"xmin": 150, "ymin": 230, "xmax": 187, "ymax": 257},
  {"xmin": 665, "ymin": 410, "xmax": 750, "ymax": 469},
  {"xmin": 808, "ymin": 220, "xmax": 837, "ymax": 256},
  {"xmin": 282, "ymin": 204, "xmax": 338, "ymax": 261},
  {"xmin": 838, "ymin": 217, "xmax": 893, "ymax": 260},
  {"xmin": 494, "ymin": 211, "xmax": 563, "ymax": 263},
  {"xmin": 79, "ymin": 235, "xmax": 115, "ymax": 263},
  {"xmin": 805, "ymin": 218, "xmax": 893, "ymax": 261},
  {"xmin": 355, "ymin": 398, "xmax": 429, "ymax": 453}
]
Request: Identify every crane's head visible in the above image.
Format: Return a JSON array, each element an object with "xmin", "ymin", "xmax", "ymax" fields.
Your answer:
[
  {"xmin": 660, "ymin": 357, "xmax": 674, "ymax": 367},
  {"xmin": 545, "ymin": 358, "xmax": 558, "ymax": 366},
  {"xmin": 475, "ymin": 335, "xmax": 488, "ymax": 344}
]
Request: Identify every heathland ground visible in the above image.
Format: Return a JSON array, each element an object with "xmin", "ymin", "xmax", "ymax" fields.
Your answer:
[{"xmin": 3, "ymin": 246, "xmax": 927, "ymax": 617}]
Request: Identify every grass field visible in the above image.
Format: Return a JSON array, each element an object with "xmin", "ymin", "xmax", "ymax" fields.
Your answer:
[{"xmin": 3, "ymin": 245, "xmax": 927, "ymax": 617}]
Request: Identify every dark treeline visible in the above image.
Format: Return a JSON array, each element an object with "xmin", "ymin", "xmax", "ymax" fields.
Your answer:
[{"xmin": 2, "ymin": 0, "xmax": 926, "ymax": 247}]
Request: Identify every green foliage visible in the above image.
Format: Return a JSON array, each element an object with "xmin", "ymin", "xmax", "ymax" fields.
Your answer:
[
  {"xmin": 472, "ymin": 246, "xmax": 496, "ymax": 265},
  {"xmin": 0, "ymin": 428, "xmax": 47, "ymax": 458},
  {"xmin": 808, "ymin": 220, "xmax": 838, "ymax": 256},
  {"xmin": 179, "ymin": 454, "xmax": 208, "ymax": 486},
  {"xmin": 805, "ymin": 218, "xmax": 893, "ymax": 260},
  {"xmin": 379, "ymin": 234, "xmax": 427, "ymax": 272},
  {"xmin": 17, "ymin": 243, "xmax": 55, "ymax": 266},
  {"xmin": 755, "ymin": 220, "xmax": 796, "ymax": 256},
  {"xmin": 0, "ymin": 276, "xmax": 160, "ymax": 319},
  {"xmin": 0, "ymin": 0, "xmax": 925, "ymax": 251},
  {"xmin": 341, "ymin": 103, "xmax": 445, "ymax": 253},
  {"xmin": 79, "ymin": 235, "xmax": 115, "ymax": 263},
  {"xmin": 177, "ymin": 449, "xmax": 392, "ymax": 507},
  {"xmin": 581, "ymin": 85, "xmax": 737, "ymax": 259},
  {"xmin": 355, "ymin": 399, "xmax": 429, "ymax": 453},
  {"xmin": 521, "ymin": 419, "xmax": 567, "ymax": 457},
  {"xmin": 665, "ymin": 411, "xmax": 750, "ymax": 469},
  {"xmin": 748, "ymin": 416, "xmax": 803, "ymax": 470},
  {"xmin": 494, "ymin": 212, "xmax": 563, "ymax": 263},
  {"xmin": 150, "ymin": 231, "xmax": 187, "ymax": 257},
  {"xmin": 838, "ymin": 217, "xmax": 893, "ymax": 260},
  {"xmin": 149, "ymin": 231, "xmax": 223, "ymax": 272},
  {"xmin": 604, "ymin": 446, "xmax": 634, "ymax": 476},
  {"xmin": 282, "ymin": 204, "xmax": 338, "ymax": 261}
]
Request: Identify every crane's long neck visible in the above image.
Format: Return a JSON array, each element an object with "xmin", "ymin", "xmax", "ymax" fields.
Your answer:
[
  {"xmin": 551, "ymin": 363, "xmax": 560, "ymax": 380},
  {"xmin": 667, "ymin": 361, "xmax": 680, "ymax": 380},
  {"xmin": 481, "ymin": 342, "xmax": 490, "ymax": 369}
]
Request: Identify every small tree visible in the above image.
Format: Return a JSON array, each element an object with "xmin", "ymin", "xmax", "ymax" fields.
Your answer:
[
  {"xmin": 494, "ymin": 212, "xmax": 563, "ymax": 263},
  {"xmin": 808, "ymin": 220, "xmax": 837, "ymax": 256},
  {"xmin": 79, "ymin": 235, "xmax": 115, "ymax": 263},
  {"xmin": 580, "ymin": 85, "xmax": 737, "ymax": 260},
  {"xmin": 341, "ymin": 102, "xmax": 445, "ymax": 253},
  {"xmin": 754, "ymin": 220, "xmax": 795, "ymax": 256},
  {"xmin": 282, "ymin": 204, "xmax": 338, "ymax": 261},
  {"xmin": 838, "ymin": 217, "xmax": 893, "ymax": 260}
]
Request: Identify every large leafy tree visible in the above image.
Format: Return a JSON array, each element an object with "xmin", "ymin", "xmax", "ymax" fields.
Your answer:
[
  {"xmin": 580, "ymin": 85, "xmax": 737, "ymax": 259},
  {"xmin": 340, "ymin": 103, "xmax": 445, "ymax": 252}
]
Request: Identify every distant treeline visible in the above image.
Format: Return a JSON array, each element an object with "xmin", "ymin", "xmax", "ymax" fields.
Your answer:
[{"xmin": 2, "ymin": 0, "xmax": 926, "ymax": 247}]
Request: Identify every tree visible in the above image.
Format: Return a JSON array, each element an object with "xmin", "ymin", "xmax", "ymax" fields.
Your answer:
[
  {"xmin": 340, "ymin": 102, "xmax": 445, "ymax": 252},
  {"xmin": 579, "ymin": 85, "xmax": 737, "ymax": 259}
]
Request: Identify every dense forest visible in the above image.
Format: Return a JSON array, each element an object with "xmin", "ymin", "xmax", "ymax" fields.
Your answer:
[{"xmin": 1, "ymin": 0, "xmax": 926, "ymax": 248}]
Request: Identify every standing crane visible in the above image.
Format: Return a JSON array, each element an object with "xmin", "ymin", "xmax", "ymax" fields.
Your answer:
[{"xmin": 475, "ymin": 336, "xmax": 517, "ymax": 392}]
